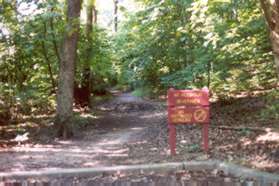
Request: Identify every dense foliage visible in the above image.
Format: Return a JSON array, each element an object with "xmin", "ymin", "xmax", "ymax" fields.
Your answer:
[
  {"xmin": 0, "ymin": 0, "xmax": 114, "ymax": 118},
  {"xmin": 77, "ymin": 26, "xmax": 115, "ymax": 94},
  {"xmin": 0, "ymin": 0, "xmax": 278, "ymax": 123},
  {"xmin": 1, "ymin": 0, "xmax": 63, "ymax": 115},
  {"xmin": 115, "ymin": 0, "xmax": 278, "ymax": 96}
]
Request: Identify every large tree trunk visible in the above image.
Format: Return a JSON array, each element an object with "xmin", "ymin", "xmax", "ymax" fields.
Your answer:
[
  {"xmin": 55, "ymin": 0, "xmax": 82, "ymax": 139},
  {"xmin": 260, "ymin": 0, "xmax": 279, "ymax": 79}
]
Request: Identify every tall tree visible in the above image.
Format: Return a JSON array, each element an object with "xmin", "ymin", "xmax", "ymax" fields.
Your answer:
[
  {"xmin": 55, "ymin": 0, "xmax": 82, "ymax": 138},
  {"xmin": 93, "ymin": 2, "xmax": 97, "ymax": 24},
  {"xmin": 113, "ymin": 0, "xmax": 118, "ymax": 32},
  {"xmin": 260, "ymin": 0, "xmax": 279, "ymax": 79},
  {"xmin": 79, "ymin": 0, "xmax": 96, "ymax": 107}
]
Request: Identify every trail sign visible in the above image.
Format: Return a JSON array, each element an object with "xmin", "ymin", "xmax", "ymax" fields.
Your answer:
[
  {"xmin": 167, "ymin": 88, "xmax": 210, "ymax": 155},
  {"xmin": 168, "ymin": 89, "xmax": 209, "ymax": 107},
  {"xmin": 168, "ymin": 107, "xmax": 210, "ymax": 124}
]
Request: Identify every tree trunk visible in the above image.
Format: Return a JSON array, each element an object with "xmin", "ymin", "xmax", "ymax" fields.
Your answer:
[
  {"xmin": 50, "ymin": 6, "xmax": 62, "ymax": 64},
  {"xmin": 42, "ymin": 22, "xmax": 56, "ymax": 93},
  {"xmin": 260, "ymin": 0, "xmax": 279, "ymax": 79},
  {"xmin": 79, "ymin": 0, "xmax": 96, "ymax": 107},
  {"xmin": 55, "ymin": 0, "xmax": 82, "ymax": 139},
  {"xmin": 93, "ymin": 6, "xmax": 97, "ymax": 24},
  {"xmin": 113, "ymin": 0, "xmax": 118, "ymax": 32},
  {"xmin": 84, "ymin": 0, "xmax": 94, "ymax": 83},
  {"xmin": 41, "ymin": 40, "xmax": 56, "ymax": 93},
  {"xmin": 274, "ymin": 48, "xmax": 279, "ymax": 79}
]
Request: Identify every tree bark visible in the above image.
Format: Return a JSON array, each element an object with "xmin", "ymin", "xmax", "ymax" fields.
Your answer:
[
  {"xmin": 113, "ymin": 0, "xmax": 118, "ymax": 32},
  {"xmin": 273, "ymin": 52, "xmax": 279, "ymax": 78},
  {"xmin": 93, "ymin": 6, "xmax": 97, "ymax": 24},
  {"xmin": 260, "ymin": 0, "xmax": 279, "ymax": 79},
  {"xmin": 55, "ymin": 0, "xmax": 82, "ymax": 139},
  {"xmin": 79, "ymin": 0, "xmax": 96, "ymax": 107}
]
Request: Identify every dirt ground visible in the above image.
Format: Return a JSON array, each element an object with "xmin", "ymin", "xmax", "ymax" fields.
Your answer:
[
  {"xmin": 0, "ymin": 92, "xmax": 279, "ymax": 173},
  {"xmin": 1, "ymin": 170, "xmax": 262, "ymax": 185}
]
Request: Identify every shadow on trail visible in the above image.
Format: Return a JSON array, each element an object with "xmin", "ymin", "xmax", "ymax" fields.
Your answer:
[
  {"xmin": 0, "ymin": 92, "xmax": 165, "ymax": 172},
  {"xmin": 0, "ymin": 91, "xmax": 279, "ymax": 174}
]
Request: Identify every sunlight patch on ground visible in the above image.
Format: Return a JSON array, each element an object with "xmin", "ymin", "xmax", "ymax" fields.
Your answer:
[
  {"xmin": 97, "ymin": 139, "xmax": 126, "ymax": 146},
  {"xmin": 216, "ymin": 144, "xmax": 235, "ymax": 151},
  {"xmin": 239, "ymin": 138, "xmax": 252, "ymax": 146},
  {"xmin": 130, "ymin": 127, "xmax": 143, "ymax": 131},
  {"xmin": 5, "ymin": 145, "xmax": 96, "ymax": 154},
  {"xmin": 22, "ymin": 114, "xmax": 54, "ymax": 119},
  {"xmin": 92, "ymin": 146, "xmax": 129, "ymax": 154},
  {"xmin": 58, "ymin": 140, "xmax": 74, "ymax": 145},
  {"xmin": 106, "ymin": 154, "xmax": 128, "ymax": 158},
  {"xmin": 0, "ymin": 122, "xmax": 39, "ymax": 130},
  {"xmin": 249, "ymin": 155, "xmax": 278, "ymax": 170},
  {"xmin": 0, "ymin": 122, "xmax": 140, "ymax": 171},
  {"xmin": 139, "ymin": 112, "xmax": 166, "ymax": 119},
  {"xmin": 129, "ymin": 141, "xmax": 148, "ymax": 145},
  {"xmin": 7, "ymin": 147, "xmax": 109, "ymax": 157},
  {"xmin": 80, "ymin": 113, "xmax": 99, "ymax": 119},
  {"xmin": 82, "ymin": 161, "xmax": 100, "ymax": 167},
  {"xmin": 8, "ymin": 146, "xmax": 64, "ymax": 153},
  {"xmin": 10, "ymin": 163, "xmax": 26, "ymax": 172},
  {"xmin": 17, "ymin": 155, "xmax": 44, "ymax": 160},
  {"xmin": 256, "ymin": 130, "xmax": 279, "ymax": 142}
]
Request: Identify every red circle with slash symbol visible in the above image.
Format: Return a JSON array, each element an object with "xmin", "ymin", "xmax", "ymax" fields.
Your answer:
[{"xmin": 193, "ymin": 108, "xmax": 208, "ymax": 122}]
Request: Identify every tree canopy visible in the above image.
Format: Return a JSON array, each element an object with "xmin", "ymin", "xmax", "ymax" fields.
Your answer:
[
  {"xmin": 115, "ymin": 0, "xmax": 277, "ymax": 97},
  {"xmin": 0, "ymin": 0, "xmax": 278, "ymax": 130}
]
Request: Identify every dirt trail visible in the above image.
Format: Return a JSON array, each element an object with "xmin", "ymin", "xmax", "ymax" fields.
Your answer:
[
  {"xmin": 1, "ymin": 92, "xmax": 279, "ymax": 173},
  {"xmin": 0, "ymin": 92, "xmax": 162, "ymax": 172},
  {"xmin": 114, "ymin": 93, "xmax": 143, "ymax": 103}
]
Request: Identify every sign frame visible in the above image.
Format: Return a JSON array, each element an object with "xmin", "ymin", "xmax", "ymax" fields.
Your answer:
[{"xmin": 167, "ymin": 88, "xmax": 210, "ymax": 155}]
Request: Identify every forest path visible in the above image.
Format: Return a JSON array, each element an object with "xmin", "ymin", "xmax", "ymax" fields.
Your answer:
[
  {"xmin": 1, "ymin": 92, "xmax": 279, "ymax": 174},
  {"xmin": 113, "ymin": 92, "xmax": 143, "ymax": 102},
  {"xmin": 0, "ymin": 92, "xmax": 164, "ymax": 172}
]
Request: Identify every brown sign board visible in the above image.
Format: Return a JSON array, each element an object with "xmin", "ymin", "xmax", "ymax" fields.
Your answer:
[
  {"xmin": 168, "ymin": 89, "xmax": 209, "ymax": 107},
  {"xmin": 167, "ymin": 88, "xmax": 210, "ymax": 155},
  {"xmin": 168, "ymin": 107, "xmax": 209, "ymax": 124}
]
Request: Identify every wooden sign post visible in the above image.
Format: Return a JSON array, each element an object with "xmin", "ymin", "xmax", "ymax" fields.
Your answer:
[{"xmin": 167, "ymin": 88, "xmax": 210, "ymax": 155}]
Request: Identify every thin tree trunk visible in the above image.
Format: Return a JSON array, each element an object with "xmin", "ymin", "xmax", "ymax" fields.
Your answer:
[
  {"xmin": 113, "ymin": 0, "xmax": 118, "ymax": 32},
  {"xmin": 55, "ymin": 0, "xmax": 82, "ymax": 139},
  {"xmin": 47, "ymin": 0, "xmax": 62, "ymax": 64},
  {"xmin": 50, "ymin": 6, "xmax": 62, "ymax": 64},
  {"xmin": 93, "ymin": 6, "xmax": 97, "ymax": 24},
  {"xmin": 84, "ymin": 0, "xmax": 94, "ymax": 81},
  {"xmin": 41, "ymin": 41, "xmax": 56, "ymax": 93},
  {"xmin": 273, "ymin": 50, "xmax": 279, "ymax": 78},
  {"xmin": 79, "ymin": 0, "xmax": 95, "ymax": 107},
  {"xmin": 207, "ymin": 60, "xmax": 211, "ymax": 88},
  {"xmin": 42, "ymin": 22, "xmax": 56, "ymax": 93}
]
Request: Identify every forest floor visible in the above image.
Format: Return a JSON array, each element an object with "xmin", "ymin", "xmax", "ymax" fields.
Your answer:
[{"xmin": 0, "ymin": 91, "xmax": 279, "ymax": 173}]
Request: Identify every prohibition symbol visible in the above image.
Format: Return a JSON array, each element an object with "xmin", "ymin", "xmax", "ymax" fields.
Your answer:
[{"xmin": 193, "ymin": 108, "xmax": 207, "ymax": 122}]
